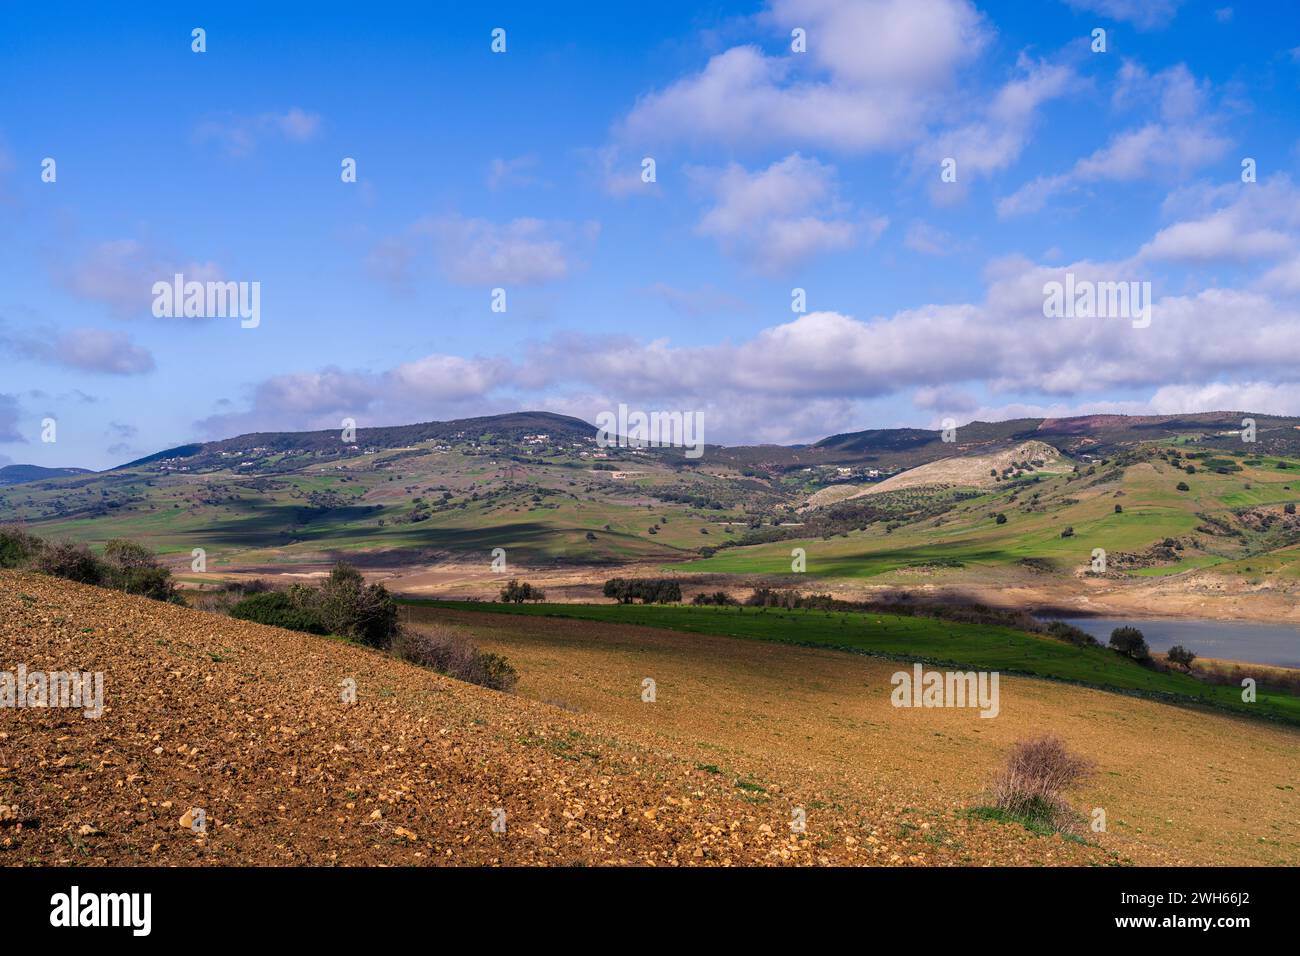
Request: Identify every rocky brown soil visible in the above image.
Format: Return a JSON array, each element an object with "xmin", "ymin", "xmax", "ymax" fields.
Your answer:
[{"xmin": 1, "ymin": 571, "xmax": 1112, "ymax": 866}]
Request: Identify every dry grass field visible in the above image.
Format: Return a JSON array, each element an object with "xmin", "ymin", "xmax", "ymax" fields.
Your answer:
[{"xmin": 416, "ymin": 605, "xmax": 1300, "ymax": 866}]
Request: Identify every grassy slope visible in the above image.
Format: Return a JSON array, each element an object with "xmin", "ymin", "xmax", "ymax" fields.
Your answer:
[
  {"xmin": 408, "ymin": 599, "xmax": 1300, "ymax": 725},
  {"xmin": 1, "ymin": 446, "xmax": 745, "ymax": 567},
  {"xmin": 674, "ymin": 451, "xmax": 1300, "ymax": 582}
]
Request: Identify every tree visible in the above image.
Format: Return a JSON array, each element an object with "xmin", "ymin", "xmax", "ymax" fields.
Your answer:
[
  {"xmin": 500, "ymin": 579, "xmax": 544, "ymax": 603},
  {"xmin": 1109, "ymin": 626, "xmax": 1150, "ymax": 662},
  {"xmin": 1166, "ymin": 645, "xmax": 1196, "ymax": 670}
]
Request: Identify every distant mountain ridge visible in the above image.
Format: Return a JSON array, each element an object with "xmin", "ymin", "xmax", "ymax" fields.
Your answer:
[
  {"xmin": 46, "ymin": 408, "xmax": 1300, "ymax": 479},
  {"xmin": 0, "ymin": 464, "xmax": 94, "ymax": 486}
]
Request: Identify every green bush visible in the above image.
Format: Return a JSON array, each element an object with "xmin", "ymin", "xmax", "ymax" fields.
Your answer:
[
  {"xmin": 603, "ymin": 577, "xmax": 682, "ymax": 604},
  {"xmin": 0, "ymin": 525, "xmax": 44, "ymax": 568},
  {"xmin": 499, "ymin": 579, "xmax": 545, "ymax": 603},
  {"xmin": 1109, "ymin": 625, "xmax": 1151, "ymax": 662},
  {"xmin": 312, "ymin": 562, "xmax": 399, "ymax": 647},
  {"xmin": 102, "ymin": 539, "xmax": 177, "ymax": 602},
  {"xmin": 230, "ymin": 591, "xmax": 327, "ymax": 635}
]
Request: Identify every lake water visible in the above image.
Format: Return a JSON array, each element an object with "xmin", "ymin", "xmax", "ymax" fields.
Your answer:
[{"xmin": 1048, "ymin": 617, "xmax": 1300, "ymax": 669}]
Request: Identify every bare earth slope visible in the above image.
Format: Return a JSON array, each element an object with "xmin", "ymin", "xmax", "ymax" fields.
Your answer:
[
  {"xmin": 808, "ymin": 440, "xmax": 1067, "ymax": 506},
  {"xmin": 1, "ymin": 571, "xmax": 1111, "ymax": 866}
]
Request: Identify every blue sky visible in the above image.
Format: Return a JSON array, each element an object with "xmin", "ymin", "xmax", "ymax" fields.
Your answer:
[{"xmin": 3, "ymin": 0, "xmax": 1300, "ymax": 469}]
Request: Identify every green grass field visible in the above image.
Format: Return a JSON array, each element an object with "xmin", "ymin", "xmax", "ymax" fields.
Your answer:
[{"xmin": 406, "ymin": 599, "xmax": 1300, "ymax": 726}]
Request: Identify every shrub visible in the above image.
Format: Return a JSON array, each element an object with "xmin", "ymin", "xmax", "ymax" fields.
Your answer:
[
  {"xmin": 1060, "ymin": 526, "xmax": 1074, "ymax": 538},
  {"xmin": 1109, "ymin": 625, "xmax": 1151, "ymax": 662},
  {"xmin": 995, "ymin": 513, "xmax": 1007, "ymax": 524},
  {"xmin": 499, "ymin": 579, "xmax": 545, "ymax": 603},
  {"xmin": 1286, "ymin": 503, "xmax": 1296, "ymax": 515},
  {"xmin": 391, "ymin": 625, "xmax": 518, "ymax": 692},
  {"xmin": 603, "ymin": 577, "xmax": 682, "ymax": 604},
  {"xmin": 1176, "ymin": 481, "xmax": 1190, "ymax": 492},
  {"xmin": 1166, "ymin": 644, "xmax": 1197, "ymax": 670},
  {"xmin": 1043, "ymin": 620, "xmax": 1099, "ymax": 647},
  {"xmin": 34, "ymin": 541, "xmax": 106, "ymax": 585},
  {"xmin": 0, "ymin": 525, "xmax": 44, "ymax": 568},
  {"xmin": 989, "ymin": 736, "xmax": 1092, "ymax": 833},
  {"xmin": 102, "ymin": 538, "xmax": 176, "ymax": 601},
  {"xmin": 230, "ymin": 591, "xmax": 327, "ymax": 635},
  {"xmin": 312, "ymin": 562, "xmax": 399, "ymax": 647},
  {"xmin": 1114, "ymin": 504, "xmax": 1123, "ymax": 513},
  {"xmin": 691, "ymin": 590, "xmax": 736, "ymax": 606}
]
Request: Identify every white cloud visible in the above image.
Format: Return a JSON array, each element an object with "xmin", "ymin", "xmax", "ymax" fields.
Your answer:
[
  {"xmin": 193, "ymin": 108, "xmax": 322, "ymax": 157},
  {"xmin": 922, "ymin": 56, "xmax": 1079, "ymax": 196},
  {"xmin": 58, "ymin": 240, "xmax": 225, "ymax": 318},
  {"xmin": 904, "ymin": 221, "xmax": 954, "ymax": 255},
  {"xmin": 486, "ymin": 155, "xmax": 539, "ymax": 191},
  {"xmin": 621, "ymin": 0, "xmax": 988, "ymax": 153},
  {"xmin": 999, "ymin": 64, "xmax": 1229, "ymax": 216},
  {"xmin": 370, "ymin": 216, "xmax": 597, "ymax": 288},
  {"xmin": 1137, "ymin": 175, "xmax": 1300, "ymax": 263},
  {"xmin": 692, "ymin": 154, "xmax": 880, "ymax": 272},
  {"xmin": 1062, "ymin": 0, "xmax": 1183, "ymax": 30}
]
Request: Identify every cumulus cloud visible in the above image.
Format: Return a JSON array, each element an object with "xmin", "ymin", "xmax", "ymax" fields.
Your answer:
[
  {"xmin": 1000, "ymin": 63, "xmax": 1229, "ymax": 216},
  {"xmin": 1137, "ymin": 175, "xmax": 1300, "ymax": 263},
  {"xmin": 1, "ymin": 325, "xmax": 155, "ymax": 375},
  {"xmin": 921, "ymin": 56, "xmax": 1079, "ymax": 200},
  {"xmin": 691, "ymin": 154, "xmax": 882, "ymax": 272},
  {"xmin": 57, "ymin": 239, "xmax": 224, "ymax": 318},
  {"xmin": 203, "ymin": 197, "xmax": 1300, "ymax": 444},
  {"xmin": 620, "ymin": 0, "xmax": 987, "ymax": 153}
]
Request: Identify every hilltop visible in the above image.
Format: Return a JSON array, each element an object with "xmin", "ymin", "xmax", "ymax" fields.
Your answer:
[{"xmin": 0, "ymin": 464, "xmax": 93, "ymax": 486}]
